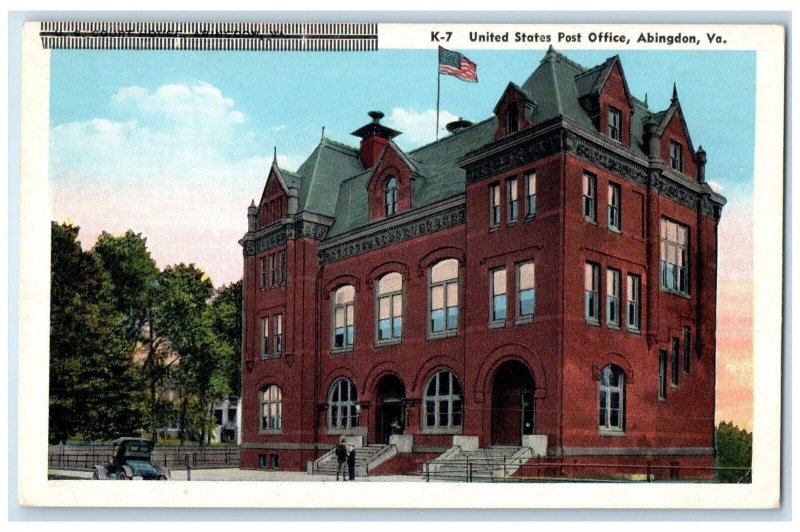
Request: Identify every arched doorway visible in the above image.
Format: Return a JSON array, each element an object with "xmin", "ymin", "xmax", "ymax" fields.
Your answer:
[
  {"xmin": 491, "ymin": 360, "xmax": 535, "ymax": 446},
  {"xmin": 375, "ymin": 374, "xmax": 406, "ymax": 444}
]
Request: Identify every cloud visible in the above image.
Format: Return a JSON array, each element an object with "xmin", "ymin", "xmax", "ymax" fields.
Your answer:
[
  {"xmin": 708, "ymin": 180, "xmax": 724, "ymax": 193},
  {"xmin": 272, "ymin": 125, "xmax": 288, "ymax": 132},
  {"xmin": 384, "ymin": 107, "xmax": 460, "ymax": 149}
]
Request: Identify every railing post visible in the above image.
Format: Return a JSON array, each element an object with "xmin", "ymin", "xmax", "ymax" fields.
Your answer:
[
  {"xmin": 425, "ymin": 462, "xmax": 429, "ymax": 482},
  {"xmin": 468, "ymin": 460, "xmax": 473, "ymax": 483},
  {"xmin": 186, "ymin": 454, "xmax": 191, "ymax": 481},
  {"xmin": 503, "ymin": 455, "xmax": 507, "ymax": 478},
  {"xmin": 647, "ymin": 462, "xmax": 651, "ymax": 482}
]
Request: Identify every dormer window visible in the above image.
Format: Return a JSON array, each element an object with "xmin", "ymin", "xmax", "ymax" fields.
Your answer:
[
  {"xmin": 669, "ymin": 142, "xmax": 683, "ymax": 172},
  {"xmin": 608, "ymin": 107, "xmax": 622, "ymax": 141},
  {"xmin": 506, "ymin": 104, "xmax": 519, "ymax": 134},
  {"xmin": 385, "ymin": 177, "xmax": 398, "ymax": 216}
]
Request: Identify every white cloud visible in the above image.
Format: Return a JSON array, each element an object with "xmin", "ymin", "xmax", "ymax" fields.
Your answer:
[
  {"xmin": 272, "ymin": 125, "xmax": 288, "ymax": 132},
  {"xmin": 708, "ymin": 180, "xmax": 724, "ymax": 193},
  {"xmin": 384, "ymin": 107, "xmax": 460, "ymax": 149}
]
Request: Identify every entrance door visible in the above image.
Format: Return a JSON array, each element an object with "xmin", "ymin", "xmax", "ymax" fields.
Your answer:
[
  {"xmin": 375, "ymin": 374, "xmax": 406, "ymax": 444},
  {"xmin": 491, "ymin": 360, "xmax": 535, "ymax": 446}
]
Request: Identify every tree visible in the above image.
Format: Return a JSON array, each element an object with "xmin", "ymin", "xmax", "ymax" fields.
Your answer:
[
  {"xmin": 210, "ymin": 281, "xmax": 243, "ymax": 398},
  {"xmin": 716, "ymin": 421, "xmax": 752, "ymax": 483},
  {"xmin": 49, "ymin": 222, "xmax": 146, "ymax": 442}
]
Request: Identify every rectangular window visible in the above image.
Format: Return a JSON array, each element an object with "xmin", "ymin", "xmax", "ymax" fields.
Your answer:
[
  {"xmin": 525, "ymin": 172, "xmax": 537, "ymax": 218},
  {"xmin": 333, "ymin": 293, "xmax": 355, "ymax": 350},
  {"xmin": 269, "ymin": 254, "xmax": 276, "ymax": 288},
  {"xmin": 378, "ymin": 293, "xmax": 403, "ymax": 341},
  {"xmin": 683, "ymin": 326, "xmax": 692, "ymax": 373},
  {"xmin": 279, "ymin": 250, "xmax": 286, "ymax": 286},
  {"xmin": 671, "ymin": 337, "xmax": 680, "ymax": 386},
  {"xmin": 260, "ymin": 317, "xmax": 269, "ymax": 359},
  {"xmin": 582, "ymin": 172, "xmax": 596, "ymax": 222},
  {"xmin": 608, "ymin": 107, "xmax": 622, "ymax": 141},
  {"xmin": 626, "ymin": 274, "xmax": 641, "ymax": 331},
  {"xmin": 517, "ymin": 261, "xmax": 535, "ymax": 320},
  {"xmin": 670, "ymin": 141, "xmax": 683, "ymax": 172},
  {"xmin": 606, "ymin": 269, "xmax": 620, "ymax": 327},
  {"xmin": 430, "ymin": 260, "xmax": 459, "ymax": 334},
  {"xmin": 658, "ymin": 350, "xmax": 667, "ymax": 400},
  {"xmin": 584, "ymin": 262, "xmax": 600, "ymax": 324},
  {"xmin": 274, "ymin": 314, "xmax": 283, "ymax": 357},
  {"xmin": 507, "ymin": 177, "xmax": 518, "ymax": 222},
  {"xmin": 490, "ymin": 267, "xmax": 507, "ymax": 323},
  {"xmin": 660, "ymin": 218, "xmax": 690, "ymax": 295},
  {"xmin": 260, "ymin": 257, "xmax": 267, "ymax": 290},
  {"xmin": 607, "ymin": 182, "xmax": 621, "ymax": 232},
  {"xmin": 490, "ymin": 184, "xmax": 501, "ymax": 228}
]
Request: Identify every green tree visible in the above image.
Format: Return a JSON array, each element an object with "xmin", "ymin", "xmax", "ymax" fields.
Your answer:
[
  {"xmin": 716, "ymin": 421, "xmax": 752, "ymax": 483},
  {"xmin": 49, "ymin": 222, "xmax": 145, "ymax": 442},
  {"xmin": 210, "ymin": 281, "xmax": 243, "ymax": 398}
]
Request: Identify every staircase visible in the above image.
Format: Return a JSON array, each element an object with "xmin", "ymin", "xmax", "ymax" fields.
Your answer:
[
  {"xmin": 312, "ymin": 444, "xmax": 395, "ymax": 477},
  {"xmin": 423, "ymin": 446, "xmax": 533, "ymax": 481}
]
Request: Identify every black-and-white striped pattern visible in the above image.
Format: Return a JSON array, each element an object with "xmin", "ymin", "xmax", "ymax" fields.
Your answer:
[{"xmin": 39, "ymin": 22, "xmax": 378, "ymax": 51}]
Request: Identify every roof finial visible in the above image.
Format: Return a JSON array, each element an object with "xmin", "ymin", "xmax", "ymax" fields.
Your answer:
[
  {"xmin": 671, "ymin": 82, "xmax": 678, "ymax": 103},
  {"xmin": 273, "ymin": 146, "xmax": 277, "ymax": 162},
  {"xmin": 644, "ymin": 92, "xmax": 649, "ymax": 108},
  {"xmin": 321, "ymin": 126, "xmax": 325, "ymax": 140}
]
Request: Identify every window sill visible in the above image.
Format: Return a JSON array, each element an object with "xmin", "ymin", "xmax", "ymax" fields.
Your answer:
[
  {"xmin": 606, "ymin": 323, "xmax": 621, "ymax": 331},
  {"xmin": 420, "ymin": 427, "xmax": 462, "ymax": 435},
  {"xmin": 585, "ymin": 319, "xmax": 600, "ymax": 327},
  {"xmin": 488, "ymin": 320, "xmax": 506, "ymax": 330},
  {"xmin": 584, "ymin": 217, "xmax": 597, "ymax": 225},
  {"xmin": 428, "ymin": 330, "xmax": 458, "ymax": 341},
  {"xmin": 524, "ymin": 213, "xmax": 536, "ymax": 222},
  {"xmin": 515, "ymin": 315, "xmax": 534, "ymax": 326},
  {"xmin": 326, "ymin": 426, "xmax": 366, "ymax": 437},
  {"xmin": 374, "ymin": 338, "xmax": 402, "ymax": 348},
  {"xmin": 258, "ymin": 430, "xmax": 283, "ymax": 436},
  {"xmin": 608, "ymin": 227, "xmax": 622, "ymax": 235},
  {"xmin": 660, "ymin": 287, "xmax": 691, "ymax": 299},
  {"xmin": 626, "ymin": 327, "xmax": 641, "ymax": 335},
  {"xmin": 599, "ymin": 429, "xmax": 626, "ymax": 437},
  {"xmin": 330, "ymin": 347, "xmax": 354, "ymax": 356},
  {"xmin": 489, "ymin": 225, "xmax": 500, "ymax": 233},
  {"xmin": 507, "ymin": 220, "xmax": 517, "ymax": 227},
  {"xmin": 260, "ymin": 356, "xmax": 271, "ymax": 361}
]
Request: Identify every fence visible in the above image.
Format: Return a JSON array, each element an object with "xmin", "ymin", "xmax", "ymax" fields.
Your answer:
[{"xmin": 48, "ymin": 444, "xmax": 240, "ymax": 471}]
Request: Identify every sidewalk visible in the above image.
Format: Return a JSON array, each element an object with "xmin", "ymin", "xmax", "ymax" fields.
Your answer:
[{"xmin": 48, "ymin": 468, "xmax": 424, "ymax": 482}]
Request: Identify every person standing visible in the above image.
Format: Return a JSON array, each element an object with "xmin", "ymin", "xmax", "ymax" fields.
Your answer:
[
  {"xmin": 335, "ymin": 437, "xmax": 348, "ymax": 481},
  {"xmin": 347, "ymin": 444, "xmax": 356, "ymax": 481}
]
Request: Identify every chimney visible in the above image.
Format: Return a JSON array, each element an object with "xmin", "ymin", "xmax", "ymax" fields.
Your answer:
[
  {"xmin": 351, "ymin": 111, "xmax": 401, "ymax": 169},
  {"xmin": 247, "ymin": 200, "xmax": 258, "ymax": 231},
  {"xmin": 696, "ymin": 145, "xmax": 707, "ymax": 183},
  {"xmin": 446, "ymin": 118, "xmax": 474, "ymax": 134}
]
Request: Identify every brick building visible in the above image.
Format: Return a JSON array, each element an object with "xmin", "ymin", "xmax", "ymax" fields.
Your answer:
[{"xmin": 238, "ymin": 48, "xmax": 726, "ymax": 478}]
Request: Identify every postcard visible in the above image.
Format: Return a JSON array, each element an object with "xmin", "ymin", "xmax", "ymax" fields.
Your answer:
[{"xmin": 17, "ymin": 20, "xmax": 784, "ymax": 508}]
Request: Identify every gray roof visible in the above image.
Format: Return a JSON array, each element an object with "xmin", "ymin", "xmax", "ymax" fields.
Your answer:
[{"xmin": 281, "ymin": 48, "xmax": 680, "ymax": 239}]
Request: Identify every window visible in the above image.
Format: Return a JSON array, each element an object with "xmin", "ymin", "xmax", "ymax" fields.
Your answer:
[
  {"xmin": 430, "ymin": 259, "xmax": 459, "ymax": 334},
  {"xmin": 658, "ymin": 350, "xmax": 667, "ymax": 400},
  {"xmin": 489, "ymin": 184, "xmax": 501, "ymax": 228},
  {"xmin": 377, "ymin": 272, "xmax": 403, "ymax": 342},
  {"xmin": 671, "ymin": 337, "xmax": 680, "ymax": 386},
  {"xmin": 626, "ymin": 274, "xmax": 641, "ymax": 331},
  {"xmin": 269, "ymin": 254, "xmax": 276, "ymax": 288},
  {"xmin": 260, "ymin": 257, "xmax": 267, "ymax": 290},
  {"xmin": 279, "ymin": 250, "xmax": 286, "ymax": 286},
  {"xmin": 607, "ymin": 182, "xmax": 621, "ymax": 232},
  {"xmin": 608, "ymin": 107, "xmax": 622, "ymax": 141},
  {"xmin": 598, "ymin": 365, "xmax": 625, "ymax": 432},
  {"xmin": 606, "ymin": 269, "xmax": 620, "ymax": 327},
  {"xmin": 490, "ymin": 267, "xmax": 507, "ymax": 324},
  {"xmin": 328, "ymin": 378, "xmax": 359, "ymax": 430},
  {"xmin": 332, "ymin": 285, "xmax": 355, "ymax": 350},
  {"xmin": 260, "ymin": 317, "xmax": 269, "ymax": 359},
  {"xmin": 506, "ymin": 104, "xmax": 519, "ymax": 134},
  {"xmin": 525, "ymin": 173, "xmax": 537, "ymax": 218},
  {"xmin": 274, "ymin": 314, "xmax": 283, "ymax": 357},
  {"xmin": 517, "ymin": 261, "xmax": 535, "ymax": 321},
  {"xmin": 660, "ymin": 218, "xmax": 689, "ymax": 295},
  {"xmin": 669, "ymin": 141, "xmax": 683, "ymax": 172},
  {"xmin": 585, "ymin": 263, "xmax": 600, "ymax": 324},
  {"xmin": 683, "ymin": 326, "xmax": 692, "ymax": 373},
  {"xmin": 385, "ymin": 177, "xmax": 398, "ymax": 216},
  {"xmin": 423, "ymin": 370, "xmax": 462, "ymax": 431},
  {"xmin": 507, "ymin": 177, "xmax": 518, "ymax": 222},
  {"xmin": 583, "ymin": 172, "xmax": 596, "ymax": 222},
  {"xmin": 260, "ymin": 385, "xmax": 282, "ymax": 432}
]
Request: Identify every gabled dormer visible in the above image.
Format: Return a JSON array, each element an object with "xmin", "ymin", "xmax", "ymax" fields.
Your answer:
[
  {"xmin": 576, "ymin": 56, "xmax": 634, "ymax": 146},
  {"xmin": 255, "ymin": 158, "xmax": 298, "ymax": 230},
  {"xmin": 365, "ymin": 139, "xmax": 419, "ymax": 221},
  {"xmin": 493, "ymin": 82, "xmax": 536, "ymax": 140},
  {"xmin": 649, "ymin": 85, "xmax": 699, "ymax": 180}
]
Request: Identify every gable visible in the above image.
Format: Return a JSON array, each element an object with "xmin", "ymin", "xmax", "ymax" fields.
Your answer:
[
  {"xmin": 660, "ymin": 107, "xmax": 698, "ymax": 178},
  {"xmin": 257, "ymin": 165, "xmax": 290, "ymax": 229},
  {"xmin": 366, "ymin": 142, "xmax": 419, "ymax": 220},
  {"xmin": 599, "ymin": 61, "xmax": 633, "ymax": 111}
]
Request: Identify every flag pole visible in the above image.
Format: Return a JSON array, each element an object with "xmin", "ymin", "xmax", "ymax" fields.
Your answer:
[{"xmin": 436, "ymin": 47, "xmax": 441, "ymax": 141}]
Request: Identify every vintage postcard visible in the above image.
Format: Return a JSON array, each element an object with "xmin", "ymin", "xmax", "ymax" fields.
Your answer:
[{"xmin": 17, "ymin": 20, "xmax": 784, "ymax": 508}]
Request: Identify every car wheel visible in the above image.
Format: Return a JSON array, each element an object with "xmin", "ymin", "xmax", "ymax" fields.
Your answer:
[
  {"xmin": 92, "ymin": 470, "xmax": 100, "ymax": 480},
  {"xmin": 157, "ymin": 475, "xmax": 167, "ymax": 480},
  {"xmin": 117, "ymin": 471, "xmax": 127, "ymax": 480}
]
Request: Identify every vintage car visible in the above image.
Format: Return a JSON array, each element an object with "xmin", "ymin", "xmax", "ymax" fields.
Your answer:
[{"xmin": 93, "ymin": 438, "xmax": 171, "ymax": 480}]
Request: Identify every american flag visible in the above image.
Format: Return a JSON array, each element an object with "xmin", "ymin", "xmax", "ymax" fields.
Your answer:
[{"xmin": 438, "ymin": 47, "xmax": 478, "ymax": 82}]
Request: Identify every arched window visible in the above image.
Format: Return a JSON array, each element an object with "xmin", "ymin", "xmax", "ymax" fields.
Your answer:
[
  {"xmin": 260, "ymin": 385, "xmax": 282, "ymax": 433},
  {"xmin": 430, "ymin": 259, "xmax": 459, "ymax": 334},
  {"xmin": 423, "ymin": 370, "xmax": 462, "ymax": 431},
  {"xmin": 385, "ymin": 177, "xmax": 398, "ymax": 216},
  {"xmin": 506, "ymin": 104, "xmax": 519, "ymax": 134},
  {"xmin": 377, "ymin": 272, "xmax": 403, "ymax": 342},
  {"xmin": 328, "ymin": 378, "xmax": 359, "ymax": 430},
  {"xmin": 598, "ymin": 365, "xmax": 625, "ymax": 433},
  {"xmin": 332, "ymin": 285, "xmax": 355, "ymax": 350}
]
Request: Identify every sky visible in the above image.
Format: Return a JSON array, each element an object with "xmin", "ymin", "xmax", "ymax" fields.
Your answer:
[{"xmin": 48, "ymin": 47, "xmax": 755, "ymax": 430}]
